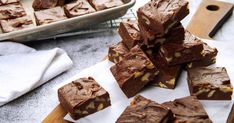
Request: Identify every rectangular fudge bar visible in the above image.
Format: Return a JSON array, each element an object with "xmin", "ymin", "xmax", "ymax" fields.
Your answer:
[
  {"xmin": 64, "ymin": 0, "xmax": 96, "ymax": 18},
  {"xmin": 118, "ymin": 20, "xmax": 143, "ymax": 49},
  {"xmin": 110, "ymin": 45, "xmax": 159, "ymax": 98},
  {"xmin": 0, "ymin": 0, "xmax": 19, "ymax": 5},
  {"xmin": 138, "ymin": 21, "xmax": 184, "ymax": 47},
  {"xmin": 159, "ymin": 31, "xmax": 204, "ymax": 65},
  {"xmin": 187, "ymin": 67, "xmax": 233, "ymax": 100},
  {"xmin": 32, "ymin": 0, "xmax": 65, "ymax": 10},
  {"xmin": 0, "ymin": 3, "xmax": 26, "ymax": 20},
  {"xmin": 88, "ymin": 0, "xmax": 124, "ymax": 11},
  {"xmin": 163, "ymin": 96, "xmax": 212, "ymax": 123},
  {"xmin": 137, "ymin": 0, "xmax": 189, "ymax": 35},
  {"xmin": 116, "ymin": 95, "xmax": 173, "ymax": 123},
  {"xmin": 0, "ymin": 15, "xmax": 35, "ymax": 33},
  {"xmin": 34, "ymin": 7, "xmax": 67, "ymax": 25},
  {"xmin": 58, "ymin": 77, "xmax": 111, "ymax": 120},
  {"xmin": 108, "ymin": 42, "xmax": 129, "ymax": 63},
  {"xmin": 151, "ymin": 54, "xmax": 182, "ymax": 89},
  {"xmin": 186, "ymin": 43, "xmax": 218, "ymax": 69}
]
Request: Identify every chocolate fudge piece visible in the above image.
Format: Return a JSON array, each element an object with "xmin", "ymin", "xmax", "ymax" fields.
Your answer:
[
  {"xmin": 118, "ymin": 20, "xmax": 143, "ymax": 49},
  {"xmin": 138, "ymin": 21, "xmax": 184, "ymax": 47},
  {"xmin": 163, "ymin": 96, "xmax": 212, "ymax": 123},
  {"xmin": 108, "ymin": 42, "xmax": 129, "ymax": 63},
  {"xmin": 32, "ymin": 0, "xmax": 65, "ymax": 10},
  {"xmin": 0, "ymin": 15, "xmax": 35, "ymax": 33},
  {"xmin": 58, "ymin": 77, "xmax": 111, "ymax": 120},
  {"xmin": 187, "ymin": 43, "xmax": 218, "ymax": 69},
  {"xmin": 116, "ymin": 95, "xmax": 173, "ymax": 123},
  {"xmin": 88, "ymin": 0, "xmax": 124, "ymax": 11},
  {"xmin": 34, "ymin": 7, "xmax": 67, "ymax": 25},
  {"xmin": 137, "ymin": 0, "xmax": 189, "ymax": 35},
  {"xmin": 151, "ymin": 54, "xmax": 182, "ymax": 89},
  {"xmin": 0, "ymin": 3, "xmax": 26, "ymax": 20},
  {"xmin": 187, "ymin": 67, "xmax": 233, "ymax": 100},
  {"xmin": 0, "ymin": 0, "xmax": 19, "ymax": 5},
  {"xmin": 64, "ymin": 0, "xmax": 96, "ymax": 18},
  {"xmin": 159, "ymin": 31, "xmax": 204, "ymax": 65},
  {"xmin": 110, "ymin": 45, "xmax": 159, "ymax": 98}
]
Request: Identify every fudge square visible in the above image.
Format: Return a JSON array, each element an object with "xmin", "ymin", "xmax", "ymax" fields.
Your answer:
[
  {"xmin": 110, "ymin": 45, "xmax": 159, "ymax": 98},
  {"xmin": 159, "ymin": 31, "xmax": 204, "ymax": 65},
  {"xmin": 138, "ymin": 22, "xmax": 184, "ymax": 48},
  {"xmin": 0, "ymin": 0, "xmax": 19, "ymax": 5},
  {"xmin": 88, "ymin": 0, "xmax": 124, "ymax": 11},
  {"xmin": 187, "ymin": 67, "xmax": 233, "ymax": 100},
  {"xmin": 163, "ymin": 96, "xmax": 212, "ymax": 123},
  {"xmin": 58, "ymin": 77, "xmax": 111, "ymax": 120},
  {"xmin": 116, "ymin": 95, "xmax": 173, "ymax": 123},
  {"xmin": 32, "ymin": 0, "xmax": 65, "ymax": 10},
  {"xmin": 186, "ymin": 43, "xmax": 218, "ymax": 69},
  {"xmin": 137, "ymin": 0, "xmax": 189, "ymax": 35},
  {"xmin": 0, "ymin": 3, "xmax": 26, "ymax": 20},
  {"xmin": 0, "ymin": 16, "xmax": 35, "ymax": 33},
  {"xmin": 151, "ymin": 54, "xmax": 182, "ymax": 89},
  {"xmin": 34, "ymin": 7, "xmax": 67, "ymax": 25},
  {"xmin": 118, "ymin": 20, "xmax": 143, "ymax": 49},
  {"xmin": 64, "ymin": 0, "xmax": 96, "ymax": 18},
  {"xmin": 108, "ymin": 42, "xmax": 129, "ymax": 63}
]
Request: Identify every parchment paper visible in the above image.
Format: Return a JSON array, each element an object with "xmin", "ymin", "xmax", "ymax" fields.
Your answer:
[{"xmin": 55, "ymin": 40, "xmax": 234, "ymax": 123}]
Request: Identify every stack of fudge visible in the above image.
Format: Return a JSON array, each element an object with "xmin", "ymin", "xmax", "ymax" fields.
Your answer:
[
  {"xmin": 0, "ymin": 0, "xmax": 124, "ymax": 33},
  {"xmin": 109, "ymin": 0, "xmax": 233, "ymax": 100},
  {"xmin": 57, "ymin": 0, "xmax": 233, "ymax": 121}
]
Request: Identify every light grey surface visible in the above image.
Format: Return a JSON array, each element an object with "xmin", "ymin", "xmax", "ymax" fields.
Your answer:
[
  {"xmin": 0, "ymin": 31, "xmax": 121, "ymax": 123},
  {"xmin": 0, "ymin": 0, "xmax": 233, "ymax": 123}
]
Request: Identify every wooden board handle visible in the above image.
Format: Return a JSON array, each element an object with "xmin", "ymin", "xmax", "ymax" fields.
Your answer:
[
  {"xmin": 42, "ymin": 104, "xmax": 70, "ymax": 123},
  {"xmin": 187, "ymin": 0, "xmax": 234, "ymax": 39},
  {"xmin": 227, "ymin": 103, "xmax": 234, "ymax": 123}
]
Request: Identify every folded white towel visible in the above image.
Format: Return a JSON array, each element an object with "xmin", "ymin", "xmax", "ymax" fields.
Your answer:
[{"xmin": 0, "ymin": 42, "xmax": 73, "ymax": 106}]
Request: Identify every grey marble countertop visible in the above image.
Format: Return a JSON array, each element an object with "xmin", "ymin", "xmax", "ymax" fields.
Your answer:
[{"xmin": 0, "ymin": 0, "xmax": 233, "ymax": 123}]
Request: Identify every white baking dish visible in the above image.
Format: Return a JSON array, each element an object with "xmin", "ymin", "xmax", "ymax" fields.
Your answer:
[{"xmin": 0, "ymin": 0, "xmax": 135, "ymax": 42}]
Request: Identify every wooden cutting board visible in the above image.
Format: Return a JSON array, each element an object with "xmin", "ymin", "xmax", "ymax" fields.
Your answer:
[
  {"xmin": 187, "ymin": 0, "xmax": 234, "ymax": 39},
  {"xmin": 42, "ymin": 0, "xmax": 234, "ymax": 123}
]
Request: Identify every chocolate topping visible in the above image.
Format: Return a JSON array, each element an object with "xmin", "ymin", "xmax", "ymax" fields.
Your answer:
[
  {"xmin": 32, "ymin": 0, "xmax": 65, "ymax": 10},
  {"xmin": 0, "ymin": 3, "xmax": 26, "ymax": 20},
  {"xmin": 58, "ymin": 77, "xmax": 107, "ymax": 107},
  {"xmin": 112, "ymin": 45, "xmax": 156, "ymax": 85},
  {"xmin": 116, "ymin": 95, "xmax": 172, "ymax": 123},
  {"xmin": 163, "ymin": 96, "xmax": 212, "ymax": 123},
  {"xmin": 137, "ymin": 0, "xmax": 189, "ymax": 34},
  {"xmin": 119, "ymin": 20, "xmax": 143, "ymax": 49},
  {"xmin": 0, "ymin": 16, "xmax": 35, "ymax": 33},
  {"xmin": 34, "ymin": 7, "xmax": 67, "ymax": 25},
  {"xmin": 188, "ymin": 67, "xmax": 231, "ymax": 87},
  {"xmin": 89, "ymin": 0, "xmax": 124, "ymax": 11},
  {"xmin": 64, "ymin": 0, "xmax": 96, "ymax": 17}
]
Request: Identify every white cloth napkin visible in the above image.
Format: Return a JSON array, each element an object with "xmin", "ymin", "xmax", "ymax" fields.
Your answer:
[{"xmin": 0, "ymin": 42, "xmax": 73, "ymax": 106}]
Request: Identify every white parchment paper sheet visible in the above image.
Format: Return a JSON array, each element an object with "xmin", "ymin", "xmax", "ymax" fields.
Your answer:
[{"xmin": 55, "ymin": 40, "xmax": 234, "ymax": 123}]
